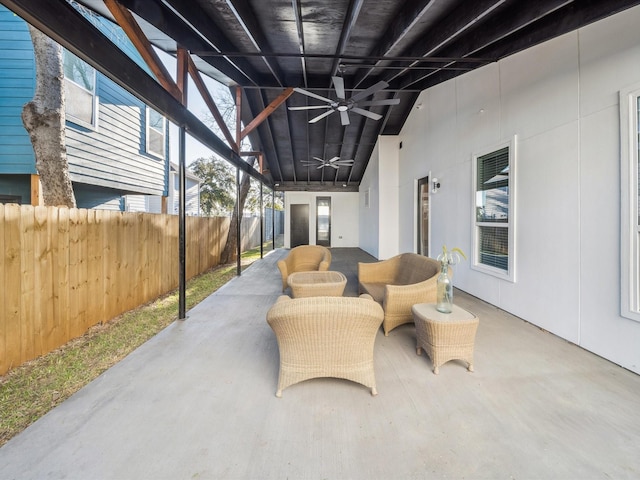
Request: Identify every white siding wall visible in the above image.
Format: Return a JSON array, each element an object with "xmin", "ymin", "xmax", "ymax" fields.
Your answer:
[
  {"xmin": 284, "ymin": 191, "xmax": 359, "ymax": 248},
  {"xmin": 364, "ymin": 6, "xmax": 640, "ymax": 373}
]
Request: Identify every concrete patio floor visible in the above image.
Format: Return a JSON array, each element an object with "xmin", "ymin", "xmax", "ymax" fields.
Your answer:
[{"xmin": 1, "ymin": 248, "xmax": 640, "ymax": 479}]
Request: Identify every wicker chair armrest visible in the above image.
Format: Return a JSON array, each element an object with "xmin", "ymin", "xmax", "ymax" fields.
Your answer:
[
  {"xmin": 322, "ymin": 248, "xmax": 332, "ymax": 269},
  {"xmin": 383, "ymin": 278, "xmax": 438, "ymax": 316},
  {"xmin": 277, "ymin": 259, "xmax": 289, "ymax": 278},
  {"xmin": 277, "ymin": 259, "xmax": 290, "ymax": 291}
]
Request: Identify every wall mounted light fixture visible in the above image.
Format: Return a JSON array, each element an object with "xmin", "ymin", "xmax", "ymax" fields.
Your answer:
[{"xmin": 432, "ymin": 178, "xmax": 441, "ymax": 193}]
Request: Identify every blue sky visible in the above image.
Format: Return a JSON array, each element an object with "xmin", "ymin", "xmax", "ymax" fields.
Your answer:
[{"xmin": 158, "ymin": 50, "xmax": 233, "ymax": 166}]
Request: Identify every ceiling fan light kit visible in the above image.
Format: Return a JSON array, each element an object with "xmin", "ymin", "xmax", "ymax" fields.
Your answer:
[{"xmin": 290, "ymin": 76, "xmax": 400, "ymax": 126}]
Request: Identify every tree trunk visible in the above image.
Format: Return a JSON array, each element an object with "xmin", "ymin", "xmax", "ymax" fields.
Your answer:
[
  {"xmin": 220, "ymin": 159, "xmax": 255, "ymax": 264},
  {"xmin": 22, "ymin": 26, "xmax": 76, "ymax": 208}
]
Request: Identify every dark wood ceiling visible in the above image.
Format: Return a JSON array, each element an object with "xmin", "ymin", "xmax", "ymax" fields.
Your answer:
[{"xmin": 3, "ymin": 0, "xmax": 640, "ymax": 191}]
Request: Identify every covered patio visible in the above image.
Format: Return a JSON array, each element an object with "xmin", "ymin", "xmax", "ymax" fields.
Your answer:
[{"xmin": 1, "ymin": 248, "xmax": 639, "ymax": 479}]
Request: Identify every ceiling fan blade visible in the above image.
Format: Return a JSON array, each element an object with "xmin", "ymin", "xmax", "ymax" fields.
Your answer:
[
  {"xmin": 313, "ymin": 157, "xmax": 325, "ymax": 162},
  {"xmin": 358, "ymin": 98, "xmax": 401, "ymax": 106},
  {"xmin": 293, "ymin": 87, "xmax": 333, "ymax": 104},
  {"xmin": 317, "ymin": 164, "xmax": 325, "ymax": 169},
  {"xmin": 333, "ymin": 160, "xmax": 354, "ymax": 165},
  {"xmin": 327, "ymin": 156, "xmax": 340, "ymax": 163},
  {"xmin": 350, "ymin": 80, "xmax": 389, "ymax": 102},
  {"xmin": 351, "ymin": 107, "xmax": 383, "ymax": 121},
  {"xmin": 329, "ymin": 164, "xmax": 340, "ymax": 169},
  {"xmin": 340, "ymin": 110, "xmax": 350, "ymax": 126},
  {"xmin": 309, "ymin": 110, "xmax": 335, "ymax": 123},
  {"xmin": 288, "ymin": 105, "xmax": 332, "ymax": 110},
  {"xmin": 333, "ymin": 76, "xmax": 346, "ymax": 100}
]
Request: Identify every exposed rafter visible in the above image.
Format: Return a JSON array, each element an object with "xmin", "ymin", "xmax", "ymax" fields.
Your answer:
[
  {"xmin": 382, "ymin": 0, "xmax": 509, "ymax": 86},
  {"xmin": 353, "ymin": 0, "xmax": 438, "ymax": 88},
  {"xmin": 291, "ymin": 0, "xmax": 308, "ymax": 88},
  {"xmin": 396, "ymin": 0, "xmax": 576, "ymax": 90},
  {"xmin": 103, "ymin": 0, "xmax": 182, "ymax": 101},
  {"xmin": 330, "ymin": 0, "xmax": 365, "ymax": 78},
  {"xmin": 225, "ymin": 0, "xmax": 286, "ymax": 87},
  {"xmin": 117, "ymin": 0, "xmax": 261, "ymax": 86}
]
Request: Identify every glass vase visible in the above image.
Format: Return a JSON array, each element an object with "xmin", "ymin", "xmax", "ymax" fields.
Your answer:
[{"xmin": 436, "ymin": 263, "xmax": 453, "ymax": 313}]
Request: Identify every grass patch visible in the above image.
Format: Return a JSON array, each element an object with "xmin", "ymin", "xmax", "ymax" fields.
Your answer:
[{"xmin": 0, "ymin": 246, "xmax": 268, "ymax": 447}]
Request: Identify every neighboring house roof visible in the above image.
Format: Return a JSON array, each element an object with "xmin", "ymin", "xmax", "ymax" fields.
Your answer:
[{"xmin": 169, "ymin": 162, "xmax": 202, "ymax": 184}]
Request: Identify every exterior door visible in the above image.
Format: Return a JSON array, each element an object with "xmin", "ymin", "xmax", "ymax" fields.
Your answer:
[
  {"xmin": 417, "ymin": 176, "xmax": 430, "ymax": 256},
  {"xmin": 316, "ymin": 197, "xmax": 331, "ymax": 247},
  {"xmin": 290, "ymin": 203, "xmax": 309, "ymax": 247}
]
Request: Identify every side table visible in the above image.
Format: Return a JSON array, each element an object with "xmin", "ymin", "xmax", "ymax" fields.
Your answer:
[
  {"xmin": 411, "ymin": 303, "xmax": 479, "ymax": 374},
  {"xmin": 287, "ymin": 270, "xmax": 347, "ymax": 298}
]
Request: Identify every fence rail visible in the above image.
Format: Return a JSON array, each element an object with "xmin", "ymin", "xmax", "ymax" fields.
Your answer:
[{"xmin": 0, "ymin": 204, "xmax": 268, "ymax": 375}]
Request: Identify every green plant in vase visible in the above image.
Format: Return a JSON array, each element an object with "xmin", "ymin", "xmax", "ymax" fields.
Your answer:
[{"xmin": 436, "ymin": 245, "xmax": 466, "ymax": 313}]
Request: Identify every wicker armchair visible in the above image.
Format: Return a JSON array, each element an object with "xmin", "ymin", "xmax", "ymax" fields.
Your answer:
[
  {"xmin": 266, "ymin": 294, "xmax": 384, "ymax": 397},
  {"xmin": 277, "ymin": 245, "xmax": 332, "ymax": 291},
  {"xmin": 358, "ymin": 253, "xmax": 443, "ymax": 336}
]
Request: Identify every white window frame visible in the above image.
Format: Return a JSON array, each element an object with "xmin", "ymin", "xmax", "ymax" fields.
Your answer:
[
  {"xmin": 471, "ymin": 136, "xmax": 517, "ymax": 282},
  {"xmin": 63, "ymin": 49, "xmax": 98, "ymax": 129},
  {"xmin": 620, "ymin": 85, "xmax": 640, "ymax": 322},
  {"xmin": 146, "ymin": 106, "xmax": 166, "ymax": 159}
]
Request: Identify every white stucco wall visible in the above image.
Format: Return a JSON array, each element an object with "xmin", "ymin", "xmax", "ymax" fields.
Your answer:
[
  {"xmin": 284, "ymin": 191, "xmax": 359, "ymax": 248},
  {"xmin": 364, "ymin": 6, "xmax": 640, "ymax": 373},
  {"xmin": 358, "ymin": 137, "xmax": 400, "ymax": 259},
  {"xmin": 359, "ymin": 143, "xmax": 380, "ymax": 257}
]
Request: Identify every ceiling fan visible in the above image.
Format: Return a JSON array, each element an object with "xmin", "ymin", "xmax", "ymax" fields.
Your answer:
[
  {"xmin": 289, "ymin": 76, "xmax": 400, "ymax": 126},
  {"xmin": 301, "ymin": 156, "xmax": 355, "ymax": 169}
]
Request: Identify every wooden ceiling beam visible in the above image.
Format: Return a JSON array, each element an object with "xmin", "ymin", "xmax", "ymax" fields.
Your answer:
[
  {"xmin": 103, "ymin": 0, "xmax": 182, "ymax": 101},
  {"xmin": 240, "ymin": 87, "xmax": 294, "ymax": 140},
  {"xmin": 176, "ymin": 47, "xmax": 188, "ymax": 105}
]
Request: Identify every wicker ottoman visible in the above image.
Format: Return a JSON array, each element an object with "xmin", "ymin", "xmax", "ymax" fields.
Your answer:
[
  {"xmin": 287, "ymin": 271, "xmax": 347, "ymax": 298},
  {"xmin": 412, "ymin": 303, "xmax": 479, "ymax": 374}
]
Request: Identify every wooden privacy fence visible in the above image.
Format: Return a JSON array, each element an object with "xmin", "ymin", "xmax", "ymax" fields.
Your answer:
[{"xmin": 0, "ymin": 204, "xmax": 267, "ymax": 375}]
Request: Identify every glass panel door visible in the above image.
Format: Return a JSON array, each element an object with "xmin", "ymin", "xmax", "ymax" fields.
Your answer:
[
  {"xmin": 417, "ymin": 177, "xmax": 429, "ymax": 256},
  {"xmin": 316, "ymin": 197, "xmax": 331, "ymax": 247}
]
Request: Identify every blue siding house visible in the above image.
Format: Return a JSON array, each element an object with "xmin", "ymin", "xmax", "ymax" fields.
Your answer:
[{"xmin": 0, "ymin": 4, "xmax": 169, "ymax": 210}]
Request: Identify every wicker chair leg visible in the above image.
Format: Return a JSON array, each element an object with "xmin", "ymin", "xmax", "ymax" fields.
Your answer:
[
  {"xmin": 276, "ymin": 389, "xmax": 283, "ymax": 398},
  {"xmin": 371, "ymin": 386, "xmax": 378, "ymax": 396}
]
